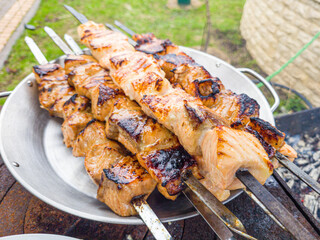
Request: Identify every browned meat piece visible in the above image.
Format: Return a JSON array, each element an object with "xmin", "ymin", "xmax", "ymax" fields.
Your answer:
[
  {"xmin": 62, "ymin": 94, "xmax": 91, "ymax": 119},
  {"xmin": 91, "ymin": 82, "xmax": 124, "ymax": 121},
  {"xmin": 73, "ymin": 120, "xmax": 108, "ymax": 157},
  {"xmin": 33, "ymin": 63, "xmax": 62, "ymax": 84},
  {"xmin": 97, "ymin": 157, "xmax": 157, "ymax": 216},
  {"xmin": 33, "ymin": 63, "xmax": 75, "ymax": 118},
  {"xmin": 68, "ymin": 62, "xmax": 102, "ymax": 87},
  {"xmin": 64, "ymin": 54, "xmax": 97, "ymax": 78},
  {"xmin": 133, "ymin": 33, "xmax": 179, "ymax": 55},
  {"xmin": 84, "ymin": 141, "xmax": 128, "ymax": 184},
  {"xmin": 78, "ymin": 21, "xmax": 288, "ymax": 201},
  {"xmin": 61, "ymin": 111, "xmax": 93, "ymax": 148}
]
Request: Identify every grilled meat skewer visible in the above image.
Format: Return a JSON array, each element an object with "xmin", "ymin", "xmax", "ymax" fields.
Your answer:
[
  {"xmin": 77, "ymin": 21, "xmax": 278, "ymax": 202},
  {"xmin": 113, "ymin": 24, "xmax": 320, "ymax": 195},
  {"xmin": 32, "ymin": 57, "xmax": 157, "ymax": 216}
]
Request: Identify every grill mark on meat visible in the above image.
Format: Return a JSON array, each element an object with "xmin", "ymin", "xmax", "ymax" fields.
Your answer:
[
  {"xmin": 161, "ymin": 53, "xmax": 197, "ymax": 66},
  {"xmin": 79, "ymin": 119, "xmax": 97, "ymax": 135},
  {"xmin": 184, "ymin": 102, "xmax": 204, "ymax": 127},
  {"xmin": 142, "ymin": 146, "xmax": 196, "ymax": 195},
  {"xmin": 103, "ymin": 160, "xmax": 146, "ymax": 185},
  {"xmin": 64, "ymin": 94, "xmax": 78, "ymax": 106},
  {"xmin": 249, "ymin": 117, "xmax": 285, "ymax": 148},
  {"xmin": 117, "ymin": 115, "xmax": 148, "ymax": 141},
  {"xmin": 97, "ymin": 85, "xmax": 123, "ymax": 106},
  {"xmin": 33, "ymin": 64, "xmax": 61, "ymax": 77}
]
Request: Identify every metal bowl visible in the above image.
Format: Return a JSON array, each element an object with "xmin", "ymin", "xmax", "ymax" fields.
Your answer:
[{"xmin": 0, "ymin": 47, "xmax": 277, "ymax": 224}]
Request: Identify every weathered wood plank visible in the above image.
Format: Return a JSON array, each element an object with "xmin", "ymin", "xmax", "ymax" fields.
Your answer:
[
  {"xmin": 0, "ymin": 164, "xmax": 15, "ymax": 202},
  {"xmin": 0, "ymin": 182, "xmax": 32, "ymax": 237}
]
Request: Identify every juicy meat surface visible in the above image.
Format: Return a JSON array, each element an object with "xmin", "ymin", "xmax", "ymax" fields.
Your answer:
[
  {"xmin": 97, "ymin": 157, "xmax": 157, "ymax": 216},
  {"xmin": 73, "ymin": 120, "xmax": 109, "ymax": 157}
]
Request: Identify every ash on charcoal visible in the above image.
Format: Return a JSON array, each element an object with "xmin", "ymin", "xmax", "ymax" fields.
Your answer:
[{"xmin": 277, "ymin": 132, "xmax": 320, "ymax": 221}]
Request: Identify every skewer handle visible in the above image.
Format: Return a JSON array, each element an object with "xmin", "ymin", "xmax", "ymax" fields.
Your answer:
[
  {"xmin": 182, "ymin": 172, "xmax": 257, "ymax": 240},
  {"xmin": 236, "ymin": 169, "xmax": 316, "ymax": 240},
  {"xmin": 25, "ymin": 37, "xmax": 48, "ymax": 65},
  {"xmin": 114, "ymin": 20, "xmax": 136, "ymax": 36},
  {"xmin": 64, "ymin": 5, "xmax": 88, "ymax": 24},
  {"xmin": 275, "ymin": 152, "xmax": 320, "ymax": 195},
  {"xmin": 44, "ymin": 27, "xmax": 74, "ymax": 56},
  {"xmin": 64, "ymin": 34, "xmax": 83, "ymax": 55},
  {"xmin": 132, "ymin": 198, "xmax": 172, "ymax": 240}
]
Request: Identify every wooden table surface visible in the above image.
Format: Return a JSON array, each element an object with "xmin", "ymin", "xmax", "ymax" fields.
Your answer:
[{"xmin": 2, "ymin": 154, "xmax": 319, "ymax": 240}]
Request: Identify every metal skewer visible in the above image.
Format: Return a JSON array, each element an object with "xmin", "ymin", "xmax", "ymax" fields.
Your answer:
[
  {"xmin": 274, "ymin": 152, "xmax": 320, "ymax": 195},
  {"xmin": 236, "ymin": 170, "xmax": 316, "ymax": 240},
  {"xmin": 64, "ymin": 34, "xmax": 83, "ymax": 55},
  {"xmin": 60, "ymin": 13, "xmax": 254, "ymax": 239},
  {"xmin": 113, "ymin": 20, "xmax": 320, "ymax": 197}
]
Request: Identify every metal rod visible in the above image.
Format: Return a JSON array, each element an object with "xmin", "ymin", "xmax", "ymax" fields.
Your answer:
[
  {"xmin": 105, "ymin": 23, "xmax": 137, "ymax": 46},
  {"xmin": 183, "ymin": 188, "xmax": 236, "ymax": 240},
  {"xmin": 275, "ymin": 151, "xmax": 320, "ymax": 195},
  {"xmin": 0, "ymin": 91, "xmax": 12, "ymax": 98},
  {"xmin": 243, "ymin": 188, "xmax": 287, "ymax": 231},
  {"xmin": 236, "ymin": 170, "xmax": 316, "ymax": 240},
  {"xmin": 114, "ymin": 20, "xmax": 136, "ymax": 36},
  {"xmin": 64, "ymin": 34, "xmax": 83, "ymax": 55},
  {"xmin": 25, "ymin": 37, "xmax": 48, "ymax": 65},
  {"xmin": 132, "ymin": 198, "xmax": 172, "ymax": 240},
  {"xmin": 182, "ymin": 173, "xmax": 257, "ymax": 240},
  {"xmin": 44, "ymin": 27, "xmax": 74, "ymax": 56},
  {"xmin": 64, "ymin": 5, "xmax": 88, "ymax": 24}
]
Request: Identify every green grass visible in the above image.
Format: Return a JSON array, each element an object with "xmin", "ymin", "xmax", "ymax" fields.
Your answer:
[{"xmin": 0, "ymin": 0, "xmax": 246, "ymax": 96}]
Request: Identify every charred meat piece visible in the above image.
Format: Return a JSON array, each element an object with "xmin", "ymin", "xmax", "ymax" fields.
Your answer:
[
  {"xmin": 97, "ymin": 157, "xmax": 157, "ymax": 216},
  {"xmin": 133, "ymin": 33, "xmax": 179, "ymax": 55}
]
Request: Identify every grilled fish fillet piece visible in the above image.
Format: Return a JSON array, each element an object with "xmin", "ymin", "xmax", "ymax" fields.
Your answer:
[
  {"xmin": 65, "ymin": 54, "xmax": 199, "ymax": 199},
  {"xmin": 84, "ymin": 141, "xmax": 129, "ymax": 184},
  {"xmin": 73, "ymin": 119, "xmax": 109, "ymax": 157},
  {"xmin": 97, "ymin": 157, "xmax": 157, "ymax": 216},
  {"xmin": 78, "ymin": 21, "xmax": 276, "ymax": 201}
]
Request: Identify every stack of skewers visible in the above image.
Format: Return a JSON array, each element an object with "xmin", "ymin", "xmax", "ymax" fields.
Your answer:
[{"xmin": 21, "ymin": 5, "xmax": 320, "ymax": 240}]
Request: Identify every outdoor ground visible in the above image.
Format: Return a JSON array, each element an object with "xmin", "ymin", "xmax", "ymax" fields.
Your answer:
[{"xmin": 0, "ymin": 0, "xmax": 307, "ymax": 113}]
